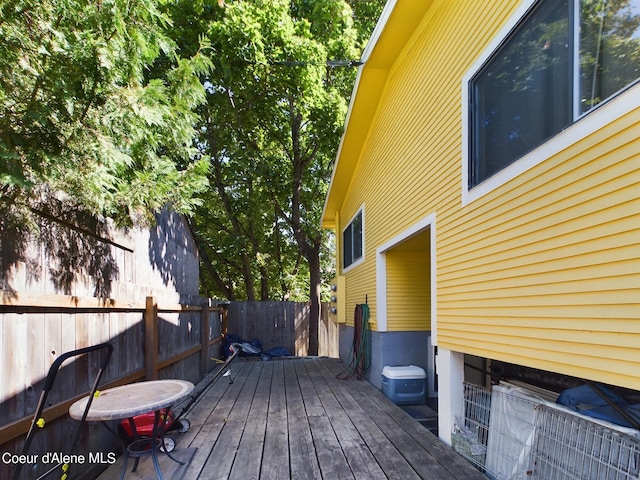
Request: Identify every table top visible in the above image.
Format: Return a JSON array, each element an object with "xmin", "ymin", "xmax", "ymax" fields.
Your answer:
[{"xmin": 69, "ymin": 379, "xmax": 194, "ymax": 421}]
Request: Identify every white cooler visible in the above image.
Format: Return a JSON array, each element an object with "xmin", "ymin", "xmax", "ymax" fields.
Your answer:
[{"xmin": 381, "ymin": 365, "xmax": 427, "ymax": 405}]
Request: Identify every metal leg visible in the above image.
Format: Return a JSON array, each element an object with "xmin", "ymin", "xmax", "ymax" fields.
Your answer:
[
  {"xmin": 160, "ymin": 435, "xmax": 186, "ymax": 466},
  {"xmin": 123, "ymin": 410, "xmax": 166, "ymax": 479},
  {"xmin": 128, "ymin": 417, "xmax": 140, "ymax": 473},
  {"xmin": 100, "ymin": 421, "xmax": 129, "ymax": 480},
  {"xmin": 110, "ymin": 410, "xmax": 185, "ymax": 480},
  {"xmin": 150, "ymin": 411, "xmax": 164, "ymax": 480}
]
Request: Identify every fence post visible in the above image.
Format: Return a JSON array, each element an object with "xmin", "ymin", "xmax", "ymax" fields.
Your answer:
[
  {"xmin": 221, "ymin": 304, "xmax": 228, "ymax": 338},
  {"xmin": 200, "ymin": 299, "xmax": 210, "ymax": 376},
  {"xmin": 145, "ymin": 296, "xmax": 159, "ymax": 380}
]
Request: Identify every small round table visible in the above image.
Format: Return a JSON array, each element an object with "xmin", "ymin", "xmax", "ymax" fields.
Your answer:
[{"xmin": 69, "ymin": 379, "xmax": 194, "ymax": 480}]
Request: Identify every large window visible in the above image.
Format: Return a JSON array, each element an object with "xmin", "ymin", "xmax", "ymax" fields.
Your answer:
[
  {"xmin": 343, "ymin": 209, "xmax": 363, "ymax": 270},
  {"xmin": 469, "ymin": 0, "xmax": 640, "ymax": 188}
]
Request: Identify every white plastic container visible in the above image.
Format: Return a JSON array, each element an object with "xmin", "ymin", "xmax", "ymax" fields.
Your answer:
[{"xmin": 381, "ymin": 365, "xmax": 427, "ymax": 405}]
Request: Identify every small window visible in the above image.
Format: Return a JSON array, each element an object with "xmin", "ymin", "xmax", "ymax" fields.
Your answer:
[
  {"xmin": 343, "ymin": 209, "xmax": 363, "ymax": 270},
  {"xmin": 468, "ymin": 0, "xmax": 640, "ymax": 189}
]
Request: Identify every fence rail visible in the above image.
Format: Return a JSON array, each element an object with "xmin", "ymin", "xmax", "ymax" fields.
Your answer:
[
  {"xmin": 0, "ymin": 294, "xmax": 338, "ymax": 479},
  {"xmin": 0, "ymin": 291, "xmax": 226, "ymax": 447}
]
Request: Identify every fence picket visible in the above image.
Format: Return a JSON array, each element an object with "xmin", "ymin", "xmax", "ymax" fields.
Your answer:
[
  {"xmin": 0, "ymin": 295, "xmax": 338, "ymax": 480},
  {"xmin": 226, "ymin": 301, "xmax": 335, "ymax": 357}
]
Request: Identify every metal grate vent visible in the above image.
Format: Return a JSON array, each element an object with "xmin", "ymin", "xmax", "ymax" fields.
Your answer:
[
  {"xmin": 453, "ymin": 382, "xmax": 492, "ymax": 471},
  {"xmin": 454, "ymin": 382, "xmax": 640, "ymax": 480},
  {"xmin": 529, "ymin": 405, "xmax": 640, "ymax": 480}
]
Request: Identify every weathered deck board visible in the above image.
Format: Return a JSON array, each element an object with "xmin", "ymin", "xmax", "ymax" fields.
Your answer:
[
  {"xmin": 323, "ymin": 358, "xmax": 483, "ymax": 480},
  {"xmin": 97, "ymin": 357, "xmax": 486, "ymax": 480},
  {"xmin": 315, "ymin": 359, "xmax": 423, "ymax": 480},
  {"xmin": 261, "ymin": 361, "xmax": 289, "ymax": 479},
  {"xmin": 284, "ymin": 360, "xmax": 322, "ymax": 480}
]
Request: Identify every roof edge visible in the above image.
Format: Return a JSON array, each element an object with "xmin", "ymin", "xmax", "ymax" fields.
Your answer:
[{"xmin": 320, "ymin": 0, "xmax": 399, "ymax": 229}]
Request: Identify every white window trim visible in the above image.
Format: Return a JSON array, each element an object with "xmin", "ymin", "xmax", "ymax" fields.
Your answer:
[
  {"xmin": 461, "ymin": 0, "xmax": 640, "ymax": 206},
  {"xmin": 342, "ymin": 205, "xmax": 365, "ymax": 274}
]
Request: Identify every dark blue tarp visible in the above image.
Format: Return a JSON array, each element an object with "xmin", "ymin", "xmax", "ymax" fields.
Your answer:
[
  {"xmin": 557, "ymin": 384, "xmax": 640, "ymax": 429},
  {"xmin": 260, "ymin": 346, "xmax": 291, "ymax": 361},
  {"xmin": 221, "ymin": 334, "xmax": 262, "ymax": 358},
  {"xmin": 221, "ymin": 335, "xmax": 290, "ymax": 361}
]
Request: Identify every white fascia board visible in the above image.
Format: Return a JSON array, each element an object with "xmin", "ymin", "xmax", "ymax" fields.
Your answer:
[
  {"xmin": 321, "ymin": 0, "xmax": 398, "ymax": 227},
  {"xmin": 361, "ymin": 0, "xmax": 398, "ymax": 63}
]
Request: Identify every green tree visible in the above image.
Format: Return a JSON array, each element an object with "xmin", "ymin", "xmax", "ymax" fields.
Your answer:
[
  {"xmin": 179, "ymin": 0, "xmax": 383, "ymax": 353},
  {"xmin": 0, "ymin": 0, "xmax": 211, "ymax": 228}
]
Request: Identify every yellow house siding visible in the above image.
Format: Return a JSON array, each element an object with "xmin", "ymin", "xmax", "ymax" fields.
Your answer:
[
  {"xmin": 438, "ymin": 113, "xmax": 640, "ymax": 388},
  {"xmin": 342, "ymin": 260, "xmax": 377, "ymax": 330},
  {"xmin": 339, "ymin": 0, "xmax": 523, "ymax": 332},
  {"xmin": 386, "ymin": 250, "xmax": 430, "ymax": 331},
  {"xmin": 332, "ymin": 0, "xmax": 640, "ymax": 389}
]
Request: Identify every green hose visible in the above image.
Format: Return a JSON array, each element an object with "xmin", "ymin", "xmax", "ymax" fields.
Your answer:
[{"xmin": 337, "ymin": 303, "xmax": 370, "ymax": 380}]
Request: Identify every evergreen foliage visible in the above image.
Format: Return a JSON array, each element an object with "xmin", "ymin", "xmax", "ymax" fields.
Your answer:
[{"xmin": 0, "ymin": 0, "xmax": 211, "ymax": 227}]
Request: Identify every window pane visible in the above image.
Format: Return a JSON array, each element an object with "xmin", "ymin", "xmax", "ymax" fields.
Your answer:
[
  {"xmin": 343, "ymin": 224, "xmax": 353, "ymax": 267},
  {"xmin": 580, "ymin": 0, "xmax": 640, "ymax": 114},
  {"xmin": 353, "ymin": 212, "xmax": 362, "ymax": 261},
  {"xmin": 470, "ymin": 0, "xmax": 572, "ymax": 187}
]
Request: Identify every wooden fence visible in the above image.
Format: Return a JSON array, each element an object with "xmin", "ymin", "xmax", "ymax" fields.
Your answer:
[
  {"xmin": 226, "ymin": 301, "xmax": 338, "ymax": 358},
  {"xmin": 0, "ymin": 296, "xmax": 338, "ymax": 479},
  {"xmin": 0, "ymin": 291, "xmax": 225, "ymax": 480}
]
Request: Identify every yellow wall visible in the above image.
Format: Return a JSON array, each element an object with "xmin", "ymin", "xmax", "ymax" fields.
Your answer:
[
  {"xmin": 386, "ymin": 249, "xmax": 430, "ymax": 331},
  {"xmin": 336, "ymin": 0, "xmax": 640, "ymax": 389},
  {"xmin": 341, "ymin": 252, "xmax": 376, "ymax": 329}
]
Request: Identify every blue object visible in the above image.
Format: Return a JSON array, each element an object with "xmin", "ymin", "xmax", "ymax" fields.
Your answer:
[
  {"xmin": 260, "ymin": 346, "xmax": 291, "ymax": 361},
  {"xmin": 222, "ymin": 335, "xmax": 262, "ymax": 357},
  {"xmin": 557, "ymin": 384, "xmax": 640, "ymax": 429},
  {"xmin": 264, "ymin": 346, "xmax": 291, "ymax": 357},
  {"xmin": 557, "ymin": 384, "xmax": 625, "ymax": 409},
  {"xmin": 381, "ymin": 365, "xmax": 427, "ymax": 405}
]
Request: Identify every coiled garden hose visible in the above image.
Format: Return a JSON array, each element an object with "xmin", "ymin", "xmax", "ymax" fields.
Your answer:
[{"xmin": 337, "ymin": 303, "xmax": 370, "ymax": 380}]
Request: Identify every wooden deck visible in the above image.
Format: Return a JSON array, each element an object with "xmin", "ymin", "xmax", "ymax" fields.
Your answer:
[{"xmin": 98, "ymin": 357, "xmax": 486, "ymax": 480}]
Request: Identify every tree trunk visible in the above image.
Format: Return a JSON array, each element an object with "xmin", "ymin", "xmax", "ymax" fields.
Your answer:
[
  {"xmin": 186, "ymin": 218, "xmax": 235, "ymax": 299},
  {"xmin": 242, "ymin": 255, "xmax": 256, "ymax": 300},
  {"xmin": 306, "ymin": 246, "xmax": 321, "ymax": 356}
]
